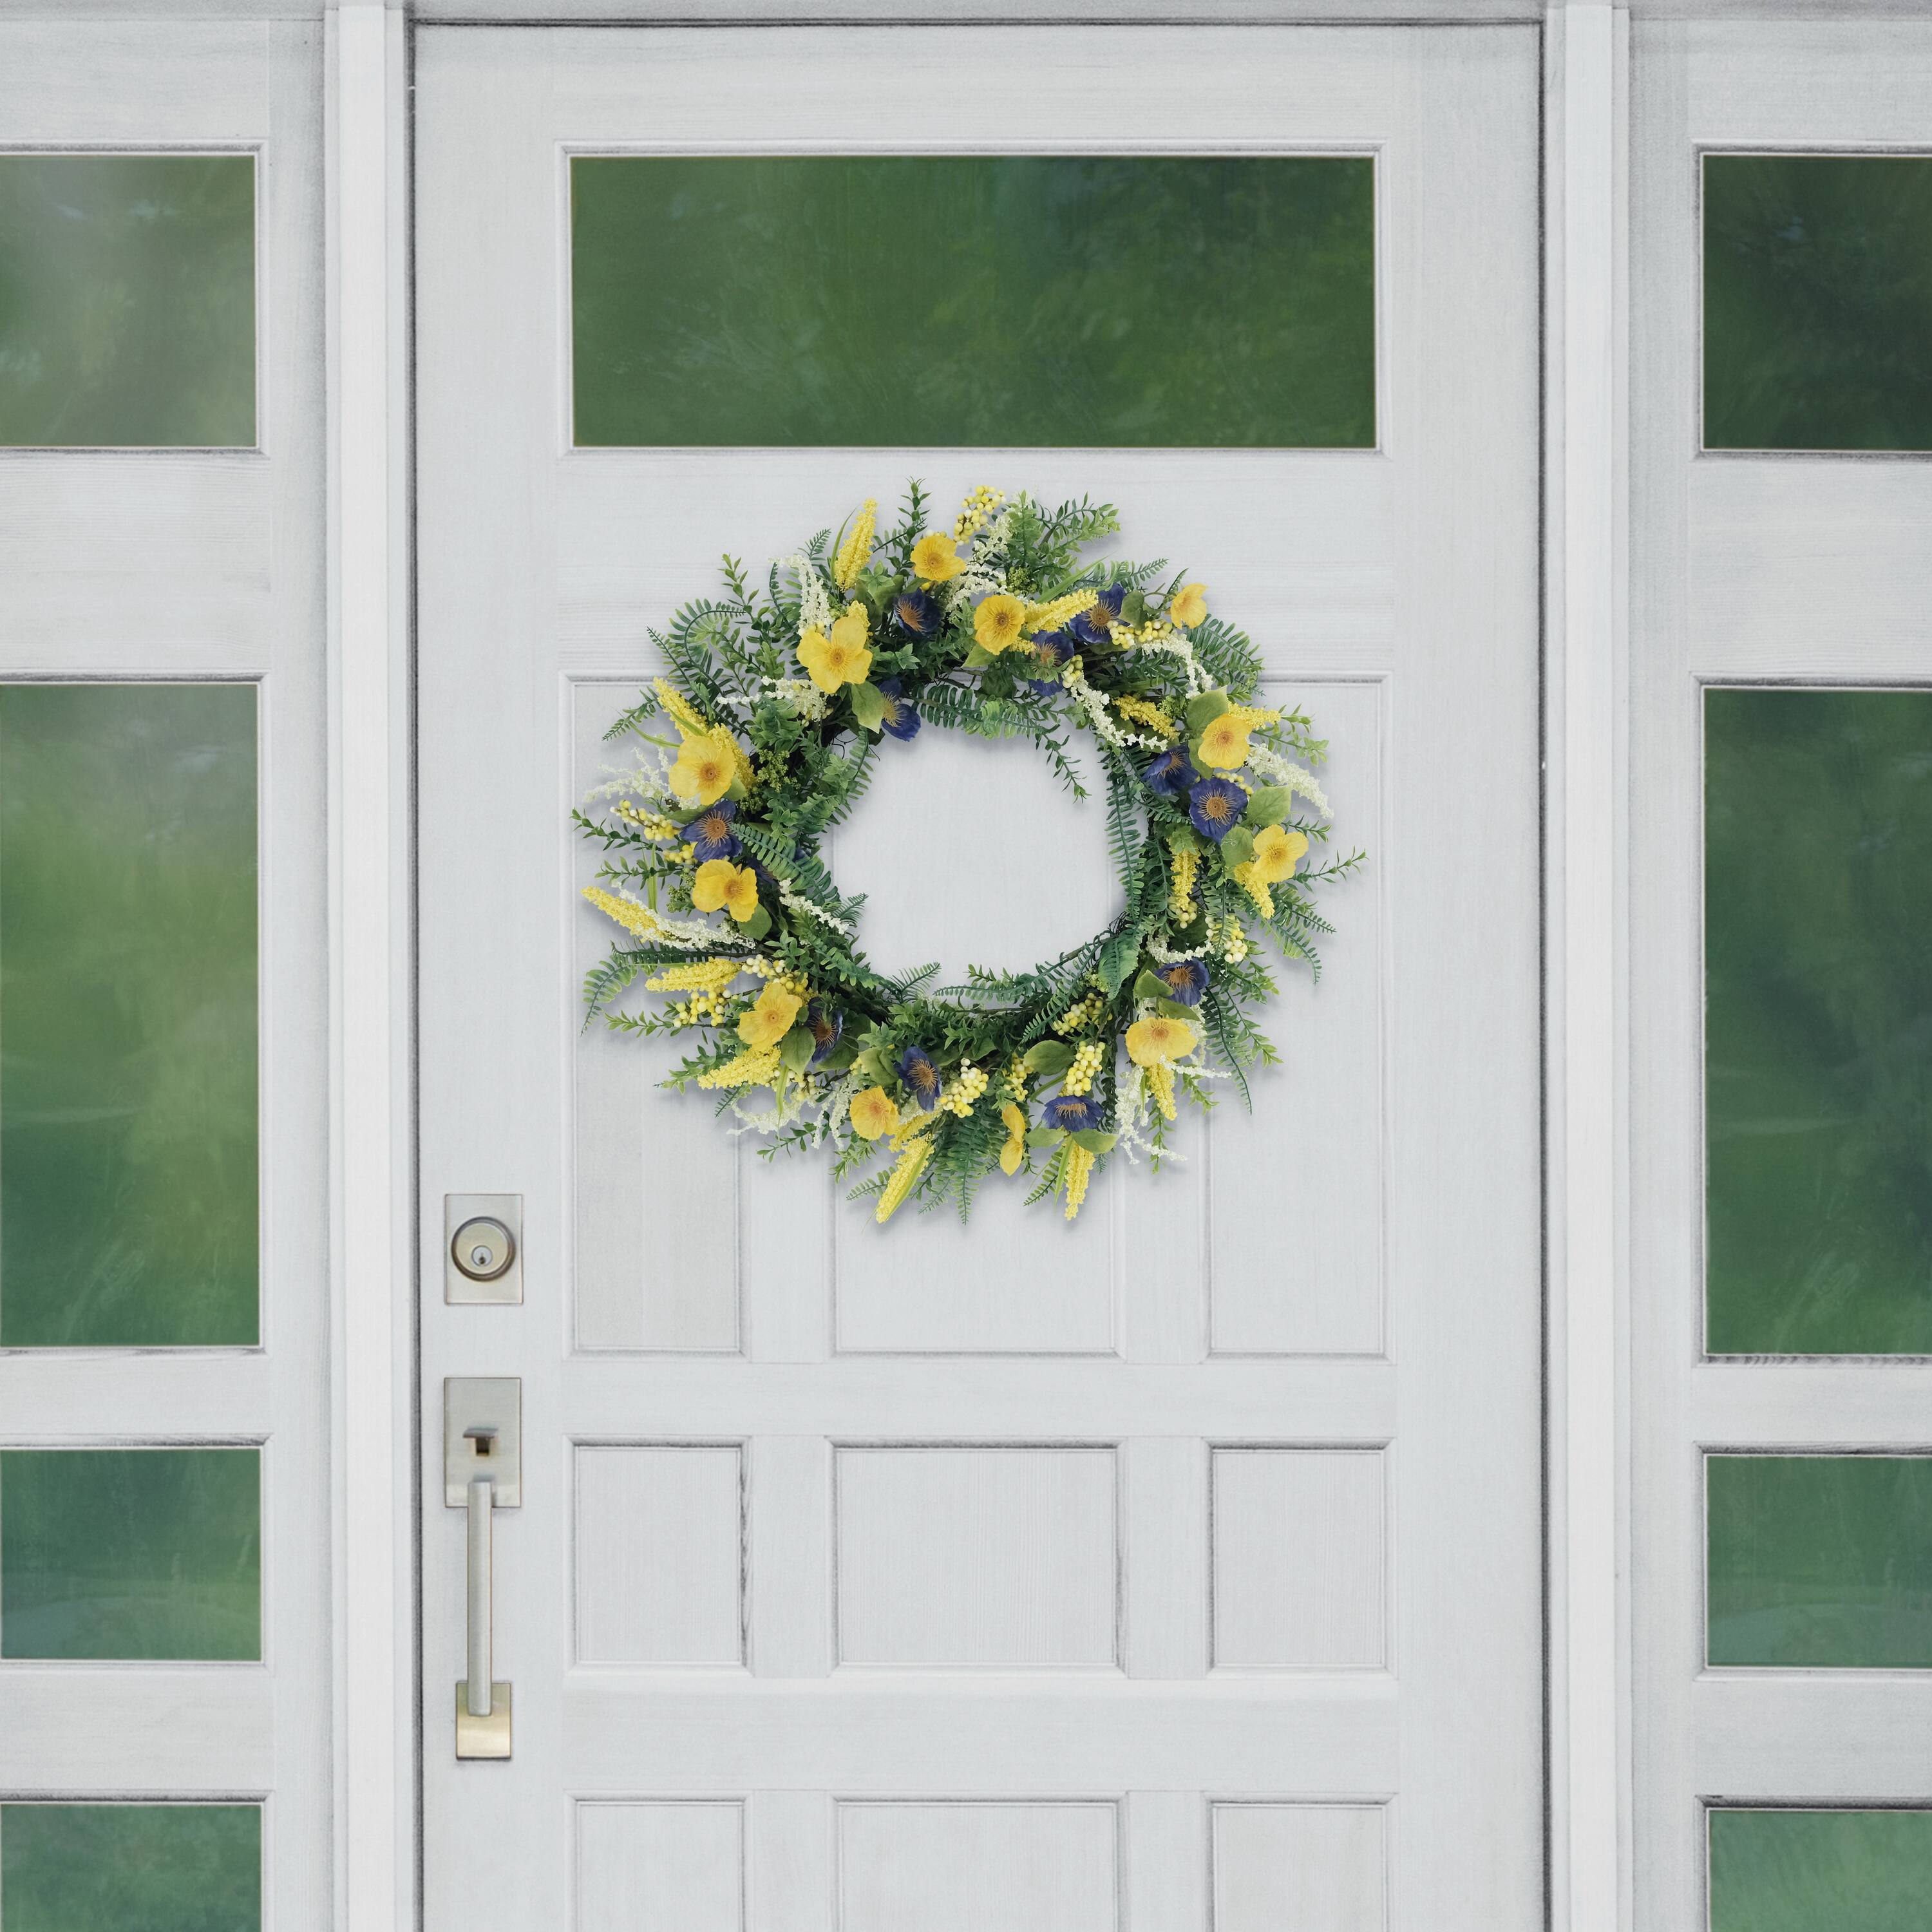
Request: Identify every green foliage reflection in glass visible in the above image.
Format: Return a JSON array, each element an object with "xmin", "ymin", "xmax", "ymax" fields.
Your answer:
[
  {"xmin": 1707, "ymin": 1455, "xmax": 1932, "ymax": 1667},
  {"xmin": 571, "ymin": 156, "xmax": 1375, "ymax": 448},
  {"xmin": 1709, "ymin": 1809, "xmax": 1932, "ymax": 1932},
  {"xmin": 0, "ymin": 685, "xmax": 259, "ymax": 1347},
  {"xmin": 0, "ymin": 153, "xmax": 256, "ymax": 448},
  {"xmin": 1705, "ymin": 689, "xmax": 1932, "ymax": 1354},
  {"xmin": 0, "ymin": 1449, "xmax": 260, "ymax": 1659},
  {"xmin": 0, "ymin": 1804, "xmax": 261, "ymax": 1932},
  {"xmin": 1703, "ymin": 153, "xmax": 1932, "ymax": 452}
]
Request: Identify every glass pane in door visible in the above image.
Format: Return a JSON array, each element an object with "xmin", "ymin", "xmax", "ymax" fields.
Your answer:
[{"xmin": 0, "ymin": 1803, "xmax": 261, "ymax": 1932}]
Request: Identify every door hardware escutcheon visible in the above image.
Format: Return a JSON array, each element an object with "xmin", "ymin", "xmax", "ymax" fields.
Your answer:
[
  {"xmin": 445, "ymin": 1378, "xmax": 520, "ymax": 1758},
  {"xmin": 444, "ymin": 1193, "xmax": 523, "ymax": 1304}
]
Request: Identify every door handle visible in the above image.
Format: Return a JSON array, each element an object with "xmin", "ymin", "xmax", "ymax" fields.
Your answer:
[{"xmin": 445, "ymin": 1378, "xmax": 519, "ymax": 1759}]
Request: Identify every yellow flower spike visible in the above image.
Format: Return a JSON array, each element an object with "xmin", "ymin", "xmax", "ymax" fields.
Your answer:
[
  {"xmin": 1113, "ymin": 695, "xmax": 1177, "ymax": 739},
  {"xmin": 582, "ymin": 884, "xmax": 663, "ymax": 944},
  {"xmin": 691, "ymin": 858, "xmax": 761, "ymax": 923},
  {"xmin": 1061, "ymin": 1141, "xmax": 1097, "ymax": 1220},
  {"xmin": 1125, "ymin": 1014, "xmax": 1198, "ymax": 1068},
  {"xmin": 696, "ymin": 1045, "xmax": 783, "ymax": 1092},
  {"xmin": 1249, "ymin": 822, "xmax": 1309, "ymax": 885},
  {"xmin": 1171, "ymin": 582, "xmax": 1208, "ymax": 627},
  {"xmin": 1146, "ymin": 1061, "xmax": 1178, "ymax": 1122},
  {"xmin": 735, "ymin": 983, "xmax": 803, "ymax": 1051},
  {"xmin": 973, "ymin": 592, "xmax": 1027, "ymax": 655},
  {"xmin": 797, "ymin": 607, "xmax": 873, "ymax": 694},
  {"xmin": 1021, "ymin": 590, "xmax": 1099, "ymax": 635},
  {"xmin": 1196, "ymin": 711, "xmax": 1255, "ymax": 770},
  {"xmin": 644, "ymin": 956, "xmax": 750, "ymax": 994},
  {"xmin": 875, "ymin": 1136, "xmax": 935, "ymax": 1225},
  {"xmin": 849, "ymin": 1086, "xmax": 900, "ymax": 1142},
  {"xmin": 1231, "ymin": 860, "xmax": 1274, "ymax": 920},
  {"xmin": 888, "ymin": 1108, "xmax": 941, "ymax": 1152},
  {"xmin": 909, "ymin": 532, "xmax": 967, "ymax": 584},
  {"xmin": 833, "ymin": 499, "xmax": 878, "ymax": 591},
  {"xmin": 999, "ymin": 1101, "xmax": 1028, "ymax": 1176},
  {"xmin": 668, "ymin": 730, "xmax": 737, "ymax": 806},
  {"xmin": 1168, "ymin": 843, "xmax": 1199, "ymax": 920},
  {"xmin": 652, "ymin": 677, "xmax": 712, "ymax": 739}
]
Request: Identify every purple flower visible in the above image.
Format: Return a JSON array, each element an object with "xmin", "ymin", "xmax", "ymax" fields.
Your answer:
[
  {"xmin": 893, "ymin": 588, "xmax": 942, "ymax": 636},
  {"xmin": 1142, "ymin": 748, "xmax": 1193, "ymax": 800},
  {"xmin": 1023, "ymin": 629, "xmax": 1075, "ymax": 696},
  {"xmin": 1043, "ymin": 1092, "xmax": 1104, "ymax": 1132},
  {"xmin": 804, "ymin": 1000, "xmax": 843, "ymax": 1066},
  {"xmin": 877, "ymin": 677, "xmax": 921, "ymax": 743},
  {"xmin": 1154, "ymin": 959, "xmax": 1209, "ymax": 1006},
  {"xmin": 896, "ymin": 1044, "xmax": 942, "ymax": 1112},
  {"xmin": 685, "ymin": 799, "xmax": 740, "ymax": 862},
  {"xmin": 1069, "ymin": 585, "xmax": 1126, "ymax": 647},
  {"xmin": 1188, "ymin": 775, "xmax": 1249, "ymax": 842}
]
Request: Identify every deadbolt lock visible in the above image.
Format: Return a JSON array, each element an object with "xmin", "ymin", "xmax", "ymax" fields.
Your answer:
[{"xmin": 443, "ymin": 1194, "xmax": 524, "ymax": 1305}]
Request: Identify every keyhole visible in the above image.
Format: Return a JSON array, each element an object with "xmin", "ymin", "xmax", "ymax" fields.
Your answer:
[{"xmin": 471, "ymin": 1244, "xmax": 493, "ymax": 1271}]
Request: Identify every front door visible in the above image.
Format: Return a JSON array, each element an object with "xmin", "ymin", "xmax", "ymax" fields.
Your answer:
[{"xmin": 414, "ymin": 24, "xmax": 1543, "ymax": 1931}]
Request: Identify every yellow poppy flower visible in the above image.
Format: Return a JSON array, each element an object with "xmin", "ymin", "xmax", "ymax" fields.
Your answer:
[
  {"xmin": 973, "ymin": 592, "xmax": 1027, "ymax": 655},
  {"xmin": 798, "ymin": 607, "xmax": 873, "ymax": 694},
  {"xmin": 1125, "ymin": 1014, "xmax": 1197, "ymax": 1067},
  {"xmin": 999, "ymin": 1101, "xmax": 1027, "ymax": 1175},
  {"xmin": 1197, "ymin": 711, "xmax": 1254, "ymax": 770},
  {"xmin": 668, "ymin": 730, "xmax": 736, "ymax": 806},
  {"xmin": 692, "ymin": 858, "xmax": 760, "ymax": 923},
  {"xmin": 909, "ymin": 532, "xmax": 966, "ymax": 583},
  {"xmin": 1171, "ymin": 582, "xmax": 1208, "ymax": 627},
  {"xmin": 736, "ymin": 983, "xmax": 802, "ymax": 1050},
  {"xmin": 1249, "ymin": 822, "xmax": 1309, "ymax": 884},
  {"xmin": 850, "ymin": 1084, "xmax": 900, "ymax": 1141}
]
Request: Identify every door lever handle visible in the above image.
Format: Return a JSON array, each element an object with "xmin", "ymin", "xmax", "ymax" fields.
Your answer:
[{"xmin": 446, "ymin": 1379, "xmax": 519, "ymax": 1758}]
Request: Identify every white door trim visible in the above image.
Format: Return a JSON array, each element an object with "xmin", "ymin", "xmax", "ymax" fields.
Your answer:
[{"xmin": 328, "ymin": 9, "xmax": 415, "ymax": 1932}]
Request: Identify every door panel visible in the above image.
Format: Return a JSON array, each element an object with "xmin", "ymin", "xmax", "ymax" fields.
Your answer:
[{"xmin": 416, "ymin": 24, "xmax": 1541, "ymax": 1931}]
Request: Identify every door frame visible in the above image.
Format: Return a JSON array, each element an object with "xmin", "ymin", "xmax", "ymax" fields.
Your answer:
[{"xmin": 325, "ymin": 6, "xmax": 1627, "ymax": 1931}]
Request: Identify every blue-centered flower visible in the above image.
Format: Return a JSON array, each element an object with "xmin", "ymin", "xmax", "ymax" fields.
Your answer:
[
  {"xmin": 1069, "ymin": 584, "xmax": 1126, "ymax": 648},
  {"xmin": 685, "ymin": 799, "xmax": 741, "ymax": 862},
  {"xmin": 894, "ymin": 587, "xmax": 942, "ymax": 636},
  {"xmin": 877, "ymin": 677, "xmax": 922, "ymax": 743},
  {"xmin": 1188, "ymin": 774, "xmax": 1249, "ymax": 842},
  {"xmin": 1154, "ymin": 959, "xmax": 1209, "ymax": 1006},
  {"xmin": 1142, "ymin": 747, "xmax": 1192, "ymax": 800},
  {"xmin": 896, "ymin": 1044, "xmax": 942, "ymax": 1112},
  {"xmin": 1043, "ymin": 1092, "xmax": 1104, "ymax": 1132},
  {"xmin": 804, "ymin": 999, "xmax": 843, "ymax": 1066},
  {"xmin": 1024, "ymin": 629, "xmax": 1075, "ymax": 696}
]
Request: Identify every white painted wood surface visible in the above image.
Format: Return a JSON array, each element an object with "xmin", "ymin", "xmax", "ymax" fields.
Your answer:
[
  {"xmin": 1628, "ymin": 19, "xmax": 1932, "ymax": 1932},
  {"xmin": 415, "ymin": 23, "xmax": 1543, "ymax": 1931},
  {"xmin": 0, "ymin": 18, "xmax": 334, "ymax": 1932}
]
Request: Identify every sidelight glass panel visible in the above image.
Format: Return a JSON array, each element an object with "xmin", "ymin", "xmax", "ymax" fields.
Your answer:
[
  {"xmin": 1705, "ymin": 688, "xmax": 1932, "ymax": 1355},
  {"xmin": 571, "ymin": 156, "xmax": 1376, "ymax": 448},
  {"xmin": 0, "ymin": 1803, "xmax": 261, "ymax": 1932},
  {"xmin": 1707, "ymin": 1454, "xmax": 1932, "ymax": 1668},
  {"xmin": 0, "ymin": 684, "xmax": 258, "ymax": 1349},
  {"xmin": 1709, "ymin": 1808, "xmax": 1932, "ymax": 1932},
  {"xmin": 1703, "ymin": 153, "xmax": 1932, "ymax": 452},
  {"xmin": 0, "ymin": 153, "xmax": 256, "ymax": 448},
  {"xmin": 0, "ymin": 1448, "xmax": 260, "ymax": 1660}
]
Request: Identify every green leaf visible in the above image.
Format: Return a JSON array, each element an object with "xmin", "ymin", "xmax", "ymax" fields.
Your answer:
[
  {"xmin": 1027, "ymin": 1127, "xmax": 1067, "ymax": 1149},
  {"xmin": 1155, "ymin": 997, "xmax": 1198, "ymax": 1021},
  {"xmin": 848, "ymin": 682, "xmax": 887, "ymax": 732},
  {"xmin": 1133, "ymin": 969, "xmax": 1168, "ymax": 1003},
  {"xmin": 855, "ymin": 1048, "xmax": 889, "ymax": 1085},
  {"xmin": 1119, "ymin": 589, "xmax": 1148, "ymax": 627},
  {"xmin": 1070, "ymin": 1130, "xmax": 1117, "ymax": 1154},
  {"xmin": 963, "ymin": 643, "xmax": 996, "ymax": 669},
  {"xmin": 1023, "ymin": 1039, "xmax": 1075, "ymax": 1078},
  {"xmin": 778, "ymin": 1027, "xmax": 815, "ymax": 1072},
  {"xmin": 1098, "ymin": 926, "xmax": 1141, "ymax": 996},
  {"xmin": 1243, "ymin": 785, "xmax": 1292, "ymax": 826},
  {"xmin": 1220, "ymin": 826, "xmax": 1256, "ymax": 869},
  {"xmin": 741, "ymin": 904, "xmax": 772, "ymax": 940},
  {"xmin": 1185, "ymin": 690, "xmax": 1231, "ymax": 734}
]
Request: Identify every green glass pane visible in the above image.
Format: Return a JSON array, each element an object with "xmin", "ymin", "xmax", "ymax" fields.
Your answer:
[
  {"xmin": 1710, "ymin": 1809, "xmax": 1932, "ymax": 1932},
  {"xmin": 571, "ymin": 156, "xmax": 1375, "ymax": 448},
  {"xmin": 1708, "ymin": 1455, "xmax": 1932, "ymax": 1667},
  {"xmin": 0, "ymin": 1804, "xmax": 260, "ymax": 1932},
  {"xmin": 1703, "ymin": 153, "xmax": 1932, "ymax": 452},
  {"xmin": 0, "ymin": 684, "xmax": 258, "ymax": 1348},
  {"xmin": 0, "ymin": 154, "xmax": 256, "ymax": 448},
  {"xmin": 1705, "ymin": 689, "xmax": 1932, "ymax": 1354},
  {"xmin": 0, "ymin": 1448, "xmax": 258, "ymax": 1660}
]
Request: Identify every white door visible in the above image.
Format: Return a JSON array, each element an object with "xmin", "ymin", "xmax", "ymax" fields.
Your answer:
[{"xmin": 415, "ymin": 24, "xmax": 1542, "ymax": 1932}]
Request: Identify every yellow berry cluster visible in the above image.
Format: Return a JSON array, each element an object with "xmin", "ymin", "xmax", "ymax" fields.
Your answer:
[
  {"xmin": 1002, "ymin": 1057, "xmax": 1030, "ymax": 1103},
  {"xmin": 1061, "ymin": 1039, "xmax": 1106, "ymax": 1096},
  {"xmin": 1212, "ymin": 915, "xmax": 1251, "ymax": 963},
  {"xmin": 939, "ymin": 1063, "xmax": 990, "ymax": 1118},
  {"xmin": 953, "ymin": 485, "xmax": 1006, "ymax": 542},
  {"xmin": 614, "ymin": 800, "xmax": 681, "ymax": 841},
  {"xmin": 1112, "ymin": 619, "xmax": 1173, "ymax": 649},
  {"xmin": 1054, "ymin": 990, "xmax": 1107, "ymax": 1036},
  {"xmin": 1169, "ymin": 842, "xmax": 1199, "ymax": 922},
  {"xmin": 1113, "ymin": 694, "xmax": 1177, "ymax": 739}
]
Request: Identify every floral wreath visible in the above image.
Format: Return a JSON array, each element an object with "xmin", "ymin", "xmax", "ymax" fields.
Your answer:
[{"xmin": 577, "ymin": 483, "xmax": 1359, "ymax": 1227}]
